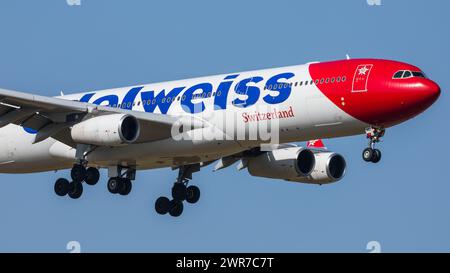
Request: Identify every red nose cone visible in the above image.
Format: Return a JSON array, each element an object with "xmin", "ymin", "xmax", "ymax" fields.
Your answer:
[
  {"xmin": 406, "ymin": 80, "xmax": 440, "ymax": 113},
  {"xmin": 424, "ymin": 80, "xmax": 441, "ymax": 103}
]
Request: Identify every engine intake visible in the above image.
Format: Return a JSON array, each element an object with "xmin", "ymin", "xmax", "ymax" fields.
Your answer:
[
  {"xmin": 287, "ymin": 152, "xmax": 346, "ymax": 184},
  {"xmin": 71, "ymin": 114, "xmax": 140, "ymax": 146}
]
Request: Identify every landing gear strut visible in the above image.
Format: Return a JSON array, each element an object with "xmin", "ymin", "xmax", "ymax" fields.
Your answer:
[
  {"xmin": 155, "ymin": 164, "xmax": 201, "ymax": 217},
  {"xmin": 362, "ymin": 127, "xmax": 385, "ymax": 163},
  {"xmin": 53, "ymin": 144, "xmax": 100, "ymax": 199}
]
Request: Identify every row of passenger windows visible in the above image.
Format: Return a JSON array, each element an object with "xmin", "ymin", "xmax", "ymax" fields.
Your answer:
[
  {"xmin": 109, "ymin": 76, "xmax": 347, "ymax": 108},
  {"xmin": 264, "ymin": 76, "xmax": 347, "ymax": 90}
]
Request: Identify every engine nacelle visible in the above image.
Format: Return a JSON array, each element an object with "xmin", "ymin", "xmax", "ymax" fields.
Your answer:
[
  {"xmin": 287, "ymin": 152, "xmax": 346, "ymax": 184},
  {"xmin": 71, "ymin": 114, "xmax": 140, "ymax": 146},
  {"xmin": 247, "ymin": 147, "xmax": 316, "ymax": 180}
]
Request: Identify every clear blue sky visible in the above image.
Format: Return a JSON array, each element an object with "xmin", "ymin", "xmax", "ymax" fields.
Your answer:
[{"xmin": 0, "ymin": 0, "xmax": 448, "ymax": 252}]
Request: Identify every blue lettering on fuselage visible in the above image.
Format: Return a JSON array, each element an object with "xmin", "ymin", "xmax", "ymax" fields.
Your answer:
[
  {"xmin": 80, "ymin": 72, "xmax": 296, "ymax": 114},
  {"xmin": 232, "ymin": 77, "xmax": 264, "ymax": 108},
  {"xmin": 263, "ymin": 72, "xmax": 295, "ymax": 104}
]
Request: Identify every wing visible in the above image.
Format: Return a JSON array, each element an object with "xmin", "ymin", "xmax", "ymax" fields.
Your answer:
[{"xmin": 0, "ymin": 87, "xmax": 189, "ymax": 147}]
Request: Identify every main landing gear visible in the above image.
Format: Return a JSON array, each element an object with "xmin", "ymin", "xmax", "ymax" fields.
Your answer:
[
  {"xmin": 107, "ymin": 166, "xmax": 136, "ymax": 196},
  {"xmin": 54, "ymin": 164, "xmax": 100, "ymax": 199},
  {"xmin": 53, "ymin": 144, "xmax": 100, "ymax": 199},
  {"xmin": 155, "ymin": 164, "xmax": 201, "ymax": 217},
  {"xmin": 362, "ymin": 127, "xmax": 385, "ymax": 163}
]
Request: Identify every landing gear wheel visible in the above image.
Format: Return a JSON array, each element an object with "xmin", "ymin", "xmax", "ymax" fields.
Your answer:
[
  {"xmin": 54, "ymin": 178, "xmax": 70, "ymax": 196},
  {"xmin": 71, "ymin": 164, "xmax": 86, "ymax": 182},
  {"xmin": 155, "ymin": 197, "xmax": 170, "ymax": 215},
  {"xmin": 371, "ymin": 149, "xmax": 382, "ymax": 163},
  {"xmin": 172, "ymin": 183, "xmax": 187, "ymax": 201},
  {"xmin": 186, "ymin": 185, "xmax": 200, "ymax": 204},
  {"xmin": 169, "ymin": 200, "xmax": 184, "ymax": 217},
  {"xmin": 119, "ymin": 179, "xmax": 132, "ymax": 196},
  {"xmin": 107, "ymin": 177, "xmax": 121, "ymax": 194},
  {"xmin": 362, "ymin": 148, "xmax": 374, "ymax": 162},
  {"xmin": 68, "ymin": 181, "xmax": 83, "ymax": 199},
  {"xmin": 85, "ymin": 167, "xmax": 100, "ymax": 185}
]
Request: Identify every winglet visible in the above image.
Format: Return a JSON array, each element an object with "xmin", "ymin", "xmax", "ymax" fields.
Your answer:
[{"xmin": 307, "ymin": 139, "xmax": 327, "ymax": 150}]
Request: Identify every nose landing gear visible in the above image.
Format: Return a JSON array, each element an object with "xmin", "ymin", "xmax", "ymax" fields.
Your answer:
[
  {"xmin": 155, "ymin": 164, "xmax": 201, "ymax": 217},
  {"xmin": 362, "ymin": 127, "xmax": 385, "ymax": 163}
]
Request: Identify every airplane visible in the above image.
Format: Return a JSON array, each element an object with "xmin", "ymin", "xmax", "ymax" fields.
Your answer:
[{"xmin": 0, "ymin": 58, "xmax": 440, "ymax": 217}]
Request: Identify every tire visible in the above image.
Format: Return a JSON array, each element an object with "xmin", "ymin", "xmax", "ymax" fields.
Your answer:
[
  {"xmin": 68, "ymin": 182, "xmax": 83, "ymax": 199},
  {"xmin": 119, "ymin": 179, "xmax": 132, "ymax": 196},
  {"xmin": 71, "ymin": 164, "xmax": 86, "ymax": 182},
  {"xmin": 85, "ymin": 167, "xmax": 100, "ymax": 185},
  {"xmin": 107, "ymin": 177, "xmax": 122, "ymax": 194},
  {"xmin": 172, "ymin": 183, "xmax": 187, "ymax": 201},
  {"xmin": 169, "ymin": 200, "xmax": 184, "ymax": 217},
  {"xmin": 54, "ymin": 178, "xmax": 70, "ymax": 196},
  {"xmin": 371, "ymin": 149, "xmax": 382, "ymax": 163},
  {"xmin": 362, "ymin": 148, "xmax": 374, "ymax": 162},
  {"xmin": 155, "ymin": 197, "xmax": 170, "ymax": 215},
  {"xmin": 186, "ymin": 185, "xmax": 200, "ymax": 204}
]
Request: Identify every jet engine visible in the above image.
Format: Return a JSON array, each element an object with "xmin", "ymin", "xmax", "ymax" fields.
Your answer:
[
  {"xmin": 247, "ymin": 147, "xmax": 316, "ymax": 180},
  {"xmin": 247, "ymin": 148, "xmax": 346, "ymax": 184},
  {"xmin": 287, "ymin": 151, "xmax": 346, "ymax": 184},
  {"xmin": 71, "ymin": 114, "xmax": 140, "ymax": 146}
]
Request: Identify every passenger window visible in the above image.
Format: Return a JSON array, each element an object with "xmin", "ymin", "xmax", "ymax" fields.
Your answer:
[
  {"xmin": 325, "ymin": 78, "xmax": 329, "ymax": 84},
  {"xmin": 295, "ymin": 82, "xmax": 298, "ymax": 87},
  {"xmin": 331, "ymin": 77, "xmax": 335, "ymax": 83},
  {"xmin": 299, "ymin": 81, "xmax": 303, "ymax": 86},
  {"xmin": 320, "ymin": 78, "xmax": 324, "ymax": 84},
  {"xmin": 336, "ymin": 77, "xmax": 341, "ymax": 82},
  {"xmin": 310, "ymin": 80, "xmax": 314, "ymax": 85},
  {"xmin": 315, "ymin": 79, "xmax": 319, "ymax": 85},
  {"xmin": 342, "ymin": 76, "xmax": 346, "ymax": 82}
]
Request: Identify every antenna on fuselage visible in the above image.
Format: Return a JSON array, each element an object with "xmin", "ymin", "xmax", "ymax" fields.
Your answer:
[
  {"xmin": 60, "ymin": 90, "xmax": 65, "ymax": 96},
  {"xmin": 346, "ymin": 54, "xmax": 351, "ymax": 60}
]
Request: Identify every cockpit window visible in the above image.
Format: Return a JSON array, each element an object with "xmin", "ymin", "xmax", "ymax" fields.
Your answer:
[
  {"xmin": 403, "ymin": 71, "xmax": 412, "ymax": 78},
  {"xmin": 393, "ymin": 71, "xmax": 404, "ymax": 79},
  {"xmin": 393, "ymin": 70, "xmax": 426, "ymax": 79},
  {"xmin": 412, "ymin": 71, "xmax": 426, "ymax": 78}
]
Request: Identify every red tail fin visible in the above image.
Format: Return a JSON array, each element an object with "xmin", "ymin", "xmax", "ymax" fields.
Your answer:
[{"xmin": 307, "ymin": 139, "xmax": 327, "ymax": 149}]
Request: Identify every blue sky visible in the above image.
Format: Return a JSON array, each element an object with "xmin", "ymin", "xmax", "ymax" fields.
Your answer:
[{"xmin": 0, "ymin": 0, "xmax": 448, "ymax": 252}]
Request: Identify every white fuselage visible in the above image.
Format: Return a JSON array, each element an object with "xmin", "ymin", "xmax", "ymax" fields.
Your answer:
[{"xmin": 0, "ymin": 63, "xmax": 367, "ymax": 173}]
